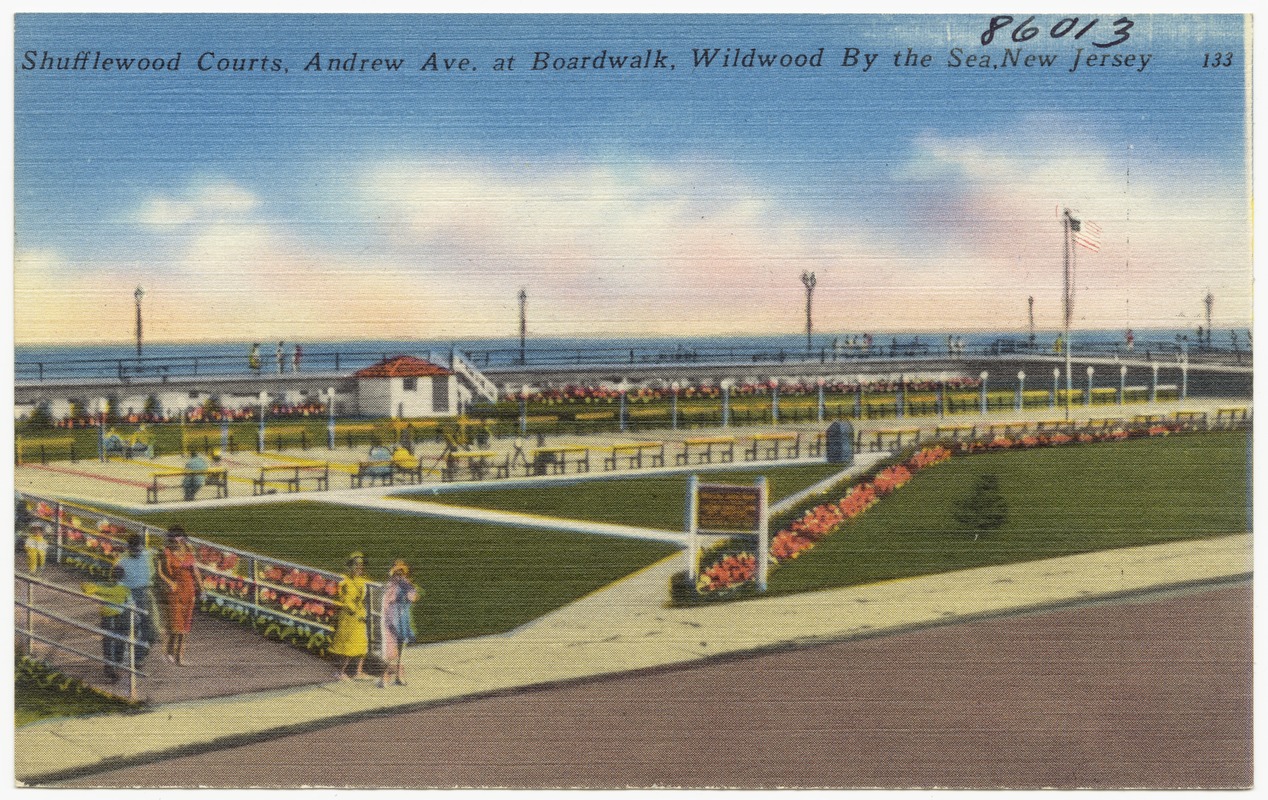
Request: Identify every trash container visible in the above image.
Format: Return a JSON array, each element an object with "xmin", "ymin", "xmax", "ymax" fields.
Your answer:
[{"xmin": 825, "ymin": 420, "xmax": 854, "ymax": 465}]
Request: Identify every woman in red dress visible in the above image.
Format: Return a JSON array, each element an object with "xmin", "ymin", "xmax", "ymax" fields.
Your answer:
[{"xmin": 157, "ymin": 526, "xmax": 201, "ymax": 666}]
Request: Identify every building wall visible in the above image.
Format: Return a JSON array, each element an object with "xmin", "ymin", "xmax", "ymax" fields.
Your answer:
[{"xmin": 356, "ymin": 375, "xmax": 455, "ymax": 418}]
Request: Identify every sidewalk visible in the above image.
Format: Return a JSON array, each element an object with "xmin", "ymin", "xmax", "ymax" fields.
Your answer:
[{"xmin": 15, "ymin": 532, "xmax": 1251, "ymax": 784}]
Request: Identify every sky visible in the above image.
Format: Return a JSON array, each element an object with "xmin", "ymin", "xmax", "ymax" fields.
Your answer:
[{"xmin": 12, "ymin": 13, "xmax": 1252, "ymax": 345}]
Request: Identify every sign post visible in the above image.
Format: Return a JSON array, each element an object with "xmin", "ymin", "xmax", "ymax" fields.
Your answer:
[{"xmin": 688, "ymin": 476, "xmax": 770, "ymax": 591}]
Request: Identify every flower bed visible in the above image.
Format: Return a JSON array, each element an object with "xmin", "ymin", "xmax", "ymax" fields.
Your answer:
[
  {"xmin": 683, "ymin": 421, "xmax": 1198, "ymax": 602},
  {"xmin": 686, "ymin": 445, "xmax": 953, "ymax": 598}
]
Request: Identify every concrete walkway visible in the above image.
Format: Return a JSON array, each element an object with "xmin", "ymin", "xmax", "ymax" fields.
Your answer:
[{"xmin": 15, "ymin": 532, "xmax": 1251, "ymax": 784}]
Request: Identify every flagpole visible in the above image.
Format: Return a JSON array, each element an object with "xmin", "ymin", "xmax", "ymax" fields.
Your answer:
[{"xmin": 1063, "ymin": 209, "xmax": 1074, "ymax": 422}]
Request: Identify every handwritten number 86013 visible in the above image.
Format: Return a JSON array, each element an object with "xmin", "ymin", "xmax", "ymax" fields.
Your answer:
[{"xmin": 981, "ymin": 16, "xmax": 1133, "ymax": 49}]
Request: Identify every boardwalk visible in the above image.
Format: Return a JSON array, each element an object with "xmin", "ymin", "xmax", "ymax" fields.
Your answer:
[{"xmin": 16, "ymin": 562, "xmax": 335, "ymax": 705}]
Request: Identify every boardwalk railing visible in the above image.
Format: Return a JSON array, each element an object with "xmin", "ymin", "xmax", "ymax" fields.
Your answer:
[
  {"xmin": 17, "ymin": 493, "xmax": 383, "ymax": 664},
  {"xmin": 16, "ymin": 338, "xmax": 1250, "ymax": 384},
  {"xmin": 16, "ymin": 348, "xmax": 435, "ymax": 384},
  {"xmin": 14, "ymin": 573, "xmax": 148, "ymax": 700}
]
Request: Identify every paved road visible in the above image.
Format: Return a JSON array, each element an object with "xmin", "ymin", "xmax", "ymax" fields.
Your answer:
[{"xmin": 56, "ymin": 581, "xmax": 1251, "ymax": 789}]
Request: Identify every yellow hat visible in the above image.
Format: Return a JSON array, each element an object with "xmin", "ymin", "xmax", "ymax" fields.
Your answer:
[{"xmin": 389, "ymin": 559, "xmax": 409, "ymax": 577}]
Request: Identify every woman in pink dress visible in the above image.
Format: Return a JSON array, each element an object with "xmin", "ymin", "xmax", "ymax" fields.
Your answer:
[{"xmin": 157, "ymin": 526, "xmax": 201, "ymax": 666}]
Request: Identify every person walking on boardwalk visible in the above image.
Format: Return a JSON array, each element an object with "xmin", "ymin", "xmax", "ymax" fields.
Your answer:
[
  {"xmin": 248, "ymin": 343, "xmax": 261, "ymax": 373},
  {"xmin": 330, "ymin": 552, "xmax": 370, "ymax": 681},
  {"xmin": 292, "ymin": 343, "xmax": 302, "ymax": 373},
  {"xmin": 114, "ymin": 533, "xmax": 159, "ymax": 666},
  {"xmin": 82, "ymin": 566, "xmax": 133, "ymax": 683},
  {"xmin": 379, "ymin": 559, "xmax": 420, "ymax": 688},
  {"xmin": 276, "ymin": 341, "xmax": 286, "ymax": 374},
  {"xmin": 156, "ymin": 527, "xmax": 201, "ymax": 667},
  {"xmin": 24, "ymin": 522, "xmax": 48, "ymax": 574}
]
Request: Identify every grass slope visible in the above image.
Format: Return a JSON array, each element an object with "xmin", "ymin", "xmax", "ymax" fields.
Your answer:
[
  {"xmin": 402, "ymin": 463, "xmax": 848, "ymax": 530},
  {"xmin": 769, "ymin": 431, "xmax": 1249, "ymax": 595},
  {"xmin": 133, "ymin": 503, "xmax": 677, "ymax": 643}
]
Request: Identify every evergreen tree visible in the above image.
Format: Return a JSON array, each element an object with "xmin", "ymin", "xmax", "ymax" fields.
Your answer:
[{"xmin": 953, "ymin": 473, "xmax": 1008, "ymax": 538}]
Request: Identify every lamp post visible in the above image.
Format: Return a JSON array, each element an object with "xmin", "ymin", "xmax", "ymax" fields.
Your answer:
[
  {"xmin": 938, "ymin": 372, "xmax": 946, "ymax": 418},
  {"xmin": 519, "ymin": 385, "xmax": 529, "ymax": 436},
  {"xmin": 96, "ymin": 398, "xmax": 106, "ymax": 462},
  {"xmin": 979, "ymin": 371, "xmax": 988, "ymax": 416},
  {"xmin": 671, "ymin": 381, "xmax": 680, "ymax": 430},
  {"xmin": 1150, "ymin": 364, "xmax": 1159, "ymax": 403},
  {"xmin": 1119, "ymin": 365, "xmax": 1127, "ymax": 405},
  {"xmin": 855, "ymin": 376, "xmax": 864, "ymax": 419},
  {"xmin": 1180, "ymin": 356, "xmax": 1189, "ymax": 402},
  {"xmin": 1016, "ymin": 370, "xmax": 1026, "ymax": 411},
  {"xmin": 618, "ymin": 380, "xmax": 628, "ymax": 433},
  {"xmin": 518, "ymin": 288, "xmax": 528, "ymax": 366},
  {"xmin": 134, "ymin": 286, "xmax": 144, "ymax": 358},
  {"xmin": 327, "ymin": 387, "xmax": 336, "ymax": 449},
  {"xmin": 896, "ymin": 375, "xmax": 905, "ymax": 419},
  {"xmin": 257, "ymin": 391, "xmax": 267, "ymax": 453},
  {"xmin": 1052, "ymin": 367, "xmax": 1060, "ymax": 408},
  {"xmin": 801, "ymin": 271, "xmax": 816, "ymax": 354},
  {"xmin": 816, "ymin": 377, "xmax": 826, "ymax": 422},
  {"xmin": 1085, "ymin": 366, "xmax": 1095, "ymax": 406},
  {"xmin": 721, "ymin": 380, "xmax": 731, "ymax": 428},
  {"xmin": 770, "ymin": 379, "xmax": 780, "ymax": 425}
]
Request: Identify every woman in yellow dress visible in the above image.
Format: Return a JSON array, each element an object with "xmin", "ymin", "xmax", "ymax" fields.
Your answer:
[{"xmin": 329, "ymin": 552, "xmax": 370, "ymax": 680}]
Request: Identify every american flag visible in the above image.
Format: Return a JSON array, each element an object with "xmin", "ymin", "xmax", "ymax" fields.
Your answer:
[{"xmin": 1068, "ymin": 215, "xmax": 1102, "ymax": 253}]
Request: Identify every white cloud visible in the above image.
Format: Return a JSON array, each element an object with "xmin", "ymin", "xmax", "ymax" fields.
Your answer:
[{"xmin": 14, "ymin": 138, "xmax": 1252, "ymax": 345}]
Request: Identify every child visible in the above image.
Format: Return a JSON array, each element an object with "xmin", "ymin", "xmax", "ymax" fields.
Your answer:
[
  {"xmin": 82, "ymin": 566, "xmax": 133, "ymax": 683},
  {"xmin": 24, "ymin": 523, "xmax": 48, "ymax": 574}
]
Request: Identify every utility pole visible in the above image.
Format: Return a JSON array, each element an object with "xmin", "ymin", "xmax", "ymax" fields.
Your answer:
[
  {"xmin": 134, "ymin": 286, "xmax": 145, "ymax": 357},
  {"xmin": 800, "ymin": 271, "xmax": 816, "ymax": 353},
  {"xmin": 518, "ymin": 288, "xmax": 527, "ymax": 365}
]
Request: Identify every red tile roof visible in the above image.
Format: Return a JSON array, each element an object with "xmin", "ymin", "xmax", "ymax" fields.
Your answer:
[{"xmin": 354, "ymin": 355, "xmax": 453, "ymax": 379}]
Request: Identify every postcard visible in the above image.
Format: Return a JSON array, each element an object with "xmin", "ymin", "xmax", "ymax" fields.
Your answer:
[{"xmin": 11, "ymin": 12, "xmax": 1253, "ymax": 789}]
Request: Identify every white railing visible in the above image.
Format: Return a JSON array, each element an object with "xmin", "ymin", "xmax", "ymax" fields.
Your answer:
[
  {"xmin": 17, "ymin": 493, "xmax": 383, "ymax": 659},
  {"xmin": 451, "ymin": 348, "xmax": 500, "ymax": 403},
  {"xmin": 14, "ymin": 573, "xmax": 148, "ymax": 700}
]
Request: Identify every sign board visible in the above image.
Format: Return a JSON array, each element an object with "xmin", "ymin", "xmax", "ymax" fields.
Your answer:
[
  {"xmin": 686, "ymin": 475, "xmax": 770, "ymax": 592},
  {"xmin": 696, "ymin": 483, "xmax": 762, "ymax": 532}
]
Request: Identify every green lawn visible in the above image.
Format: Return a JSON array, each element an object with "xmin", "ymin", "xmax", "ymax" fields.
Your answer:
[
  {"xmin": 131, "ymin": 503, "xmax": 677, "ymax": 643},
  {"xmin": 399, "ymin": 463, "xmax": 849, "ymax": 531},
  {"xmin": 768, "ymin": 431, "xmax": 1250, "ymax": 595}
]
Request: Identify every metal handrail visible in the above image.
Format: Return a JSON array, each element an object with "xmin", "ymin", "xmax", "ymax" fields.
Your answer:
[
  {"xmin": 19, "ymin": 492, "xmax": 383, "ymax": 654},
  {"xmin": 15, "ymin": 573, "xmax": 147, "ymax": 699}
]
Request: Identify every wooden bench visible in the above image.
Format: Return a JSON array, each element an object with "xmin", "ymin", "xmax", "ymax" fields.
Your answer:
[
  {"xmin": 1084, "ymin": 417, "xmax": 1126, "ymax": 431},
  {"xmin": 602, "ymin": 442, "xmax": 665, "ymax": 470},
  {"xmin": 1036, "ymin": 420, "xmax": 1076, "ymax": 433},
  {"xmin": 1173, "ymin": 410, "xmax": 1208, "ymax": 431},
  {"xmin": 676, "ymin": 436, "xmax": 736, "ymax": 465},
  {"xmin": 1215, "ymin": 407, "xmax": 1250, "ymax": 429},
  {"xmin": 253, "ymin": 464, "xmax": 330, "ymax": 495},
  {"xmin": 442, "ymin": 450, "xmax": 500, "ymax": 482},
  {"xmin": 745, "ymin": 432, "xmax": 799, "ymax": 460},
  {"xmin": 987, "ymin": 422, "xmax": 1029, "ymax": 438},
  {"xmin": 867, "ymin": 428, "xmax": 921, "ymax": 452},
  {"xmin": 808, "ymin": 431, "xmax": 827, "ymax": 457},
  {"xmin": 1132, "ymin": 413, "xmax": 1167, "ymax": 426},
  {"xmin": 351, "ymin": 460, "xmax": 395, "ymax": 488},
  {"xmin": 531, "ymin": 446, "xmax": 591, "ymax": 475},
  {"xmin": 934, "ymin": 424, "xmax": 976, "ymax": 442},
  {"xmin": 147, "ymin": 469, "xmax": 229, "ymax": 504}
]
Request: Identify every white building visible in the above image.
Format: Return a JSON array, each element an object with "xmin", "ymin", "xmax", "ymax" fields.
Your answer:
[{"xmin": 353, "ymin": 355, "xmax": 458, "ymax": 419}]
